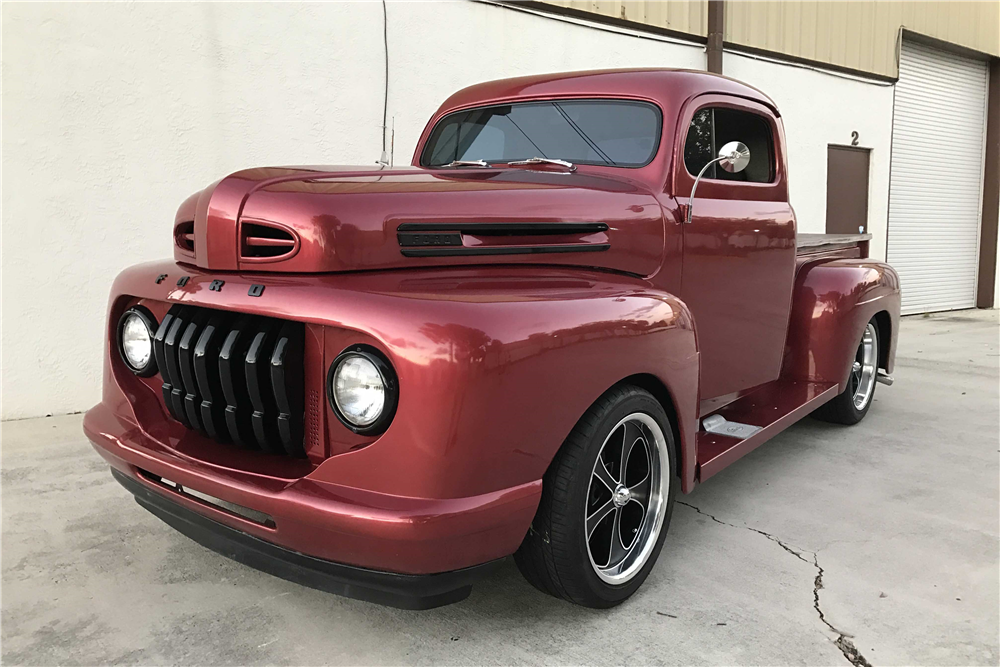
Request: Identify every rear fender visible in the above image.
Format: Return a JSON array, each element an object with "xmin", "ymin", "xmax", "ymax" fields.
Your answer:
[{"xmin": 781, "ymin": 259, "xmax": 901, "ymax": 390}]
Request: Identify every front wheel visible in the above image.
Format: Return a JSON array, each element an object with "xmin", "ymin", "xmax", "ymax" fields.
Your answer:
[
  {"xmin": 813, "ymin": 319, "xmax": 879, "ymax": 425},
  {"xmin": 514, "ymin": 385, "xmax": 676, "ymax": 608}
]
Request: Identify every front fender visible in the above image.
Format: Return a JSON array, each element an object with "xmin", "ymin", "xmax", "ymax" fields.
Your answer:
[
  {"xmin": 782, "ymin": 259, "xmax": 901, "ymax": 389},
  {"xmin": 311, "ymin": 268, "xmax": 701, "ymax": 499},
  {"xmin": 102, "ymin": 262, "xmax": 699, "ymax": 501}
]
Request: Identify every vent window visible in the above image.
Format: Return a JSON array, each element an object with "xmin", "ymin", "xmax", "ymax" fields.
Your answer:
[{"xmin": 241, "ymin": 221, "xmax": 299, "ymax": 262}]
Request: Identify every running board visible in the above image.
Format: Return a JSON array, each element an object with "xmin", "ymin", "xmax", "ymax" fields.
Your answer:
[{"xmin": 696, "ymin": 380, "xmax": 839, "ymax": 482}]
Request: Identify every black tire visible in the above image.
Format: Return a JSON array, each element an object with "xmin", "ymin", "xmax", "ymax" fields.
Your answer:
[
  {"xmin": 813, "ymin": 319, "xmax": 879, "ymax": 425},
  {"xmin": 514, "ymin": 385, "xmax": 677, "ymax": 608}
]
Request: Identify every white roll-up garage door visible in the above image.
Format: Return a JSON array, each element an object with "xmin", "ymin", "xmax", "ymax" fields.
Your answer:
[{"xmin": 887, "ymin": 40, "xmax": 988, "ymax": 314}]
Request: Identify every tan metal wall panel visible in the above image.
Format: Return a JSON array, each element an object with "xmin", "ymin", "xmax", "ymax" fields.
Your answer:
[
  {"xmin": 727, "ymin": 1, "xmax": 1000, "ymax": 77},
  {"xmin": 871, "ymin": 1, "xmax": 895, "ymax": 76},
  {"xmin": 534, "ymin": 0, "xmax": 999, "ymax": 78},
  {"xmin": 539, "ymin": 0, "xmax": 708, "ymax": 35},
  {"xmin": 903, "ymin": 1, "xmax": 999, "ymax": 57}
]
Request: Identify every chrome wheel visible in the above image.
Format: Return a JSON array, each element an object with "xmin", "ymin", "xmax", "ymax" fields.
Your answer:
[
  {"xmin": 585, "ymin": 412, "xmax": 669, "ymax": 584},
  {"xmin": 850, "ymin": 323, "xmax": 878, "ymax": 410}
]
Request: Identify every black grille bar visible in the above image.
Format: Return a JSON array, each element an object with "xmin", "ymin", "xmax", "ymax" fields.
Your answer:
[
  {"xmin": 193, "ymin": 314, "xmax": 228, "ymax": 441},
  {"xmin": 163, "ymin": 310, "xmax": 190, "ymax": 427},
  {"xmin": 220, "ymin": 315, "xmax": 257, "ymax": 449},
  {"xmin": 246, "ymin": 321, "xmax": 282, "ymax": 452},
  {"xmin": 157, "ymin": 305, "xmax": 305, "ymax": 457},
  {"xmin": 153, "ymin": 310, "xmax": 178, "ymax": 421},
  {"xmin": 178, "ymin": 313, "xmax": 206, "ymax": 433},
  {"xmin": 271, "ymin": 322, "xmax": 305, "ymax": 456}
]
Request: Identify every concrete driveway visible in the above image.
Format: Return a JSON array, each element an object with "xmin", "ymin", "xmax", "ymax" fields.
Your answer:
[{"xmin": 3, "ymin": 310, "xmax": 997, "ymax": 666}]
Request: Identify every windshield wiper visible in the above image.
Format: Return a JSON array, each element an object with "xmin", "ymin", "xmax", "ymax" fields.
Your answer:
[
  {"xmin": 442, "ymin": 160, "xmax": 490, "ymax": 168},
  {"xmin": 506, "ymin": 157, "xmax": 577, "ymax": 172},
  {"xmin": 553, "ymin": 102, "xmax": 614, "ymax": 165}
]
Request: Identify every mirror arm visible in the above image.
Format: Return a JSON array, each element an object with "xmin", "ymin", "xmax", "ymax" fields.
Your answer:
[{"xmin": 685, "ymin": 156, "xmax": 726, "ymax": 225}]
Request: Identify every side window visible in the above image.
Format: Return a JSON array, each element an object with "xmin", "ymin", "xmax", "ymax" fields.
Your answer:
[{"xmin": 683, "ymin": 107, "xmax": 775, "ymax": 183}]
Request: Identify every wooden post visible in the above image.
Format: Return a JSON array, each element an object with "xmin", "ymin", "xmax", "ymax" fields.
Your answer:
[{"xmin": 707, "ymin": 0, "xmax": 725, "ymax": 74}]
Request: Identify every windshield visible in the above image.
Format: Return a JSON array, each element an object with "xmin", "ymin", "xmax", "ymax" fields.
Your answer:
[{"xmin": 420, "ymin": 99, "xmax": 662, "ymax": 168}]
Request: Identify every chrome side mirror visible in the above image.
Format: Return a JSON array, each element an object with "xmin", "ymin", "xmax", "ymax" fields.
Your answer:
[
  {"xmin": 716, "ymin": 141, "xmax": 750, "ymax": 173},
  {"xmin": 685, "ymin": 141, "xmax": 751, "ymax": 224}
]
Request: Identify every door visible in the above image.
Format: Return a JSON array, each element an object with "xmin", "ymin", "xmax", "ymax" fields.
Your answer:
[
  {"xmin": 826, "ymin": 146, "xmax": 870, "ymax": 235},
  {"xmin": 887, "ymin": 40, "xmax": 989, "ymax": 314},
  {"xmin": 676, "ymin": 97, "xmax": 797, "ymax": 404}
]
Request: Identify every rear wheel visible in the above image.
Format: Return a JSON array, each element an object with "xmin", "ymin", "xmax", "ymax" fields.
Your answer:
[
  {"xmin": 813, "ymin": 320, "xmax": 879, "ymax": 425},
  {"xmin": 514, "ymin": 385, "xmax": 676, "ymax": 608}
]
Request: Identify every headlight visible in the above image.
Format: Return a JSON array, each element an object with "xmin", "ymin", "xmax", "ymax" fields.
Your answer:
[
  {"xmin": 117, "ymin": 306, "xmax": 158, "ymax": 376},
  {"xmin": 328, "ymin": 346, "xmax": 398, "ymax": 434}
]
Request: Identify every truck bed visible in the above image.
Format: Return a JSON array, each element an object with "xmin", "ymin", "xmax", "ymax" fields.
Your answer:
[{"xmin": 796, "ymin": 233, "xmax": 872, "ymax": 256}]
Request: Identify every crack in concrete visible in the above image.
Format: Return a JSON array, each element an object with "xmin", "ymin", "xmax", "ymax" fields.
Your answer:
[{"xmin": 678, "ymin": 501, "xmax": 873, "ymax": 667}]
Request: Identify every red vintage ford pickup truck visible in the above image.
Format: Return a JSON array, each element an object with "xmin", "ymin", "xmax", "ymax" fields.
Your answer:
[{"xmin": 85, "ymin": 69, "xmax": 900, "ymax": 609}]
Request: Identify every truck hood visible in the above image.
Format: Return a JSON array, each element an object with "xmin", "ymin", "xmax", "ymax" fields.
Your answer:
[{"xmin": 174, "ymin": 166, "xmax": 665, "ymax": 277}]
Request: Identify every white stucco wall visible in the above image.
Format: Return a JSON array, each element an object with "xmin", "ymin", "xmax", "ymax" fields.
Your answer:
[
  {"xmin": 2, "ymin": 1, "xmax": 910, "ymax": 420},
  {"xmin": 2, "ymin": 1, "xmax": 707, "ymax": 420}
]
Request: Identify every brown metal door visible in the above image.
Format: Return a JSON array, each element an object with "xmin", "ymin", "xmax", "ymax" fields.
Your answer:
[{"xmin": 826, "ymin": 145, "xmax": 870, "ymax": 234}]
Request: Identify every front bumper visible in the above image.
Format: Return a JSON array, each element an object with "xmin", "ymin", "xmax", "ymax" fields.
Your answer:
[
  {"xmin": 111, "ymin": 469, "xmax": 501, "ymax": 609},
  {"xmin": 84, "ymin": 403, "xmax": 540, "ymax": 607}
]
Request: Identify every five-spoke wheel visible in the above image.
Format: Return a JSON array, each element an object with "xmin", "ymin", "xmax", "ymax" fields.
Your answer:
[
  {"xmin": 515, "ymin": 386, "xmax": 676, "ymax": 607},
  {"xmin": 814, "ymin": 317, "xmax": 881, "ymax": 425},
  {"xmin": 585, "ymin": 413, "xmax": 668, "ymax": 584},
  {"xmin": 850, "ymin": 322, "xmax": 878, "ymax": 410}
]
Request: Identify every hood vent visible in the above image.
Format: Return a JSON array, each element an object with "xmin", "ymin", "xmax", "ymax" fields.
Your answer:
[
  {"xmin": 397, "ymin": 222, "xmax": 610, "ymax": 257},
  {"xmin": 241, "ymin": 219, "xmax": 300, "ymax": 263},
  {"xmin": 174, "ymin": 221, "xmax": 195, "ymax": 255}
]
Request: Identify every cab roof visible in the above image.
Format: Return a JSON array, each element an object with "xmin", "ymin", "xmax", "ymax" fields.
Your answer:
[{"xmin": 434, "ymin": 68, "xmax": 779, "ymax": 117}]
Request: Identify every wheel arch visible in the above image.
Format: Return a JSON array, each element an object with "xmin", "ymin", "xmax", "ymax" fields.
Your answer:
[
  {"xmin": 539, "ymin": 369, "xmax": 698, "ymax": 496},
  {"xmin": 872, "ymin": 309, "xmax": 892, "ymax": 372},
  {"xmin": 619, "ymin": 373, "xmax": 687, "ymax": 491}
]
